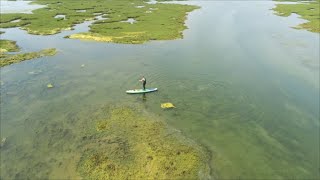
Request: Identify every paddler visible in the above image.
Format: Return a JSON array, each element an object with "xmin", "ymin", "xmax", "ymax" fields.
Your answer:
[{"xmin": 139, "ymin": 76, "xmax": 146, "ymax": 90}]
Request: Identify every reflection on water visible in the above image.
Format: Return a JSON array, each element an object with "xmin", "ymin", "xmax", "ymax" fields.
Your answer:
[
  {"xmin": 10, "ymin": 19, "xmax": 21, "ymax": 23},
  {"xmin": 76, "ymin": 9, "xmax": 86, "ymax": 13},
  {"xmin": 0, "ymin": 0, "xmax": 46, "ymax": 14},
  {"xmin": 142, "ymin": 93, "xmax": 147, "ymax": 102},
  {"xmin": 121, "ymin": 18, "xmax": 137, "ymax": 24},
  {"xmin": 54, "ymin": 14, "xmax": 66, "ymax": 20},
  {"xmin": 0, "ymin": 0, "xmax": 319, "ymax": 179}
]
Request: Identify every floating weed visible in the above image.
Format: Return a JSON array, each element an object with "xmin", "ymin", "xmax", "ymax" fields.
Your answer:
[
  {"xmin": 161, "ymin": 102, "xmax": 176, "ymax": 109},
  {"xmin": 47, "ymin": 84, "xmax": 54, "ymax": 88}
]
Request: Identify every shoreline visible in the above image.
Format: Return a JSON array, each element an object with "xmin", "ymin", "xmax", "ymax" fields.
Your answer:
[{"xmin": 272, "ymin": 0, "xmax": 320, "ymax": 33}]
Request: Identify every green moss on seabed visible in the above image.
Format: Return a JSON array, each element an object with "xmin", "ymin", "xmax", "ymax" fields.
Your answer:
[
  {"xmin": 272, "ymin": 0, "xmax": 320, "ymax": 33},
  {"xmin": 0, "ymin": 0, "xmax": 199, "ymax": 43},
  {"xmin": 77, "ymin": 106, "xmax": 211, "ymax": 180},
  {"xmin": 0, "ymin": 39, "xmax": 20, "ymax": 53},
  {"xmin": 0, "ymin": 48, "xmax": 57, "ymax": 67}
]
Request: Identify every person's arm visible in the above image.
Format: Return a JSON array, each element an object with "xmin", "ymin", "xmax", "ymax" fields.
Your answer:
[{"xmin": 139, "ymin": 78, "xmax": 145, "ymax": 82}]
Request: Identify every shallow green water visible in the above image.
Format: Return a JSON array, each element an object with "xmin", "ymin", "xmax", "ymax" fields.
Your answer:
[{"xmin": 1, "ymin": 1, "xmax": 319, "ymax": 179}]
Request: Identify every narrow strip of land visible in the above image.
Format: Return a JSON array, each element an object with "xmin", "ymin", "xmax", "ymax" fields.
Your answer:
[{"xmin": 0, "ymin": 39, "xmax": 57, "ymax": 67}]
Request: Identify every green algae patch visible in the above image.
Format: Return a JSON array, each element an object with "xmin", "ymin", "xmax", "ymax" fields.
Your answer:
[
  {"xmin": 77, "ymin": 106, "xmax": 211, "ymax": 179},
  {"xmin": 161, "ymin": 102, "xmax": 176, "ymax": 109},
  {"xmin": 47, "ymin": 83, "xmax": 54, "ymax": 88},
  {"xmin": 0, "ymin": 40, "xmax": 20, "ymax": 53},
  {"xmin": 273, "ymin": 0, "xmax": 320, "ymax": 33},
  {"xmin": 0, "ymin": 48, "xmax": 57, "ymax": 67},
  {"xmin": 0, "ymin": 0, "xmax": 199, "ymax": 43}
]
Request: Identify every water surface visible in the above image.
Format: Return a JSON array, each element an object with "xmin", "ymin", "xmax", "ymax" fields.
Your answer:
[
  {"xmin": 0, "ymin": 0, "xmax": 45, "ymax": 14},
  {"xmin": 0, "ymin": 1, "xmax": 319, "ymax": 179}
]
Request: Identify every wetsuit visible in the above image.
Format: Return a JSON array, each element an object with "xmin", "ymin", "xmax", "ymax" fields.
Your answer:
[{"xmin": 142, "ymin": 78, "xmax": 146, "ymax": 90}]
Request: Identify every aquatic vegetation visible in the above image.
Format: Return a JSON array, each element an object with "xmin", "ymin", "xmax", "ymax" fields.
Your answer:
[
  {"xmin": 161, "ymin": 102, "xmax": 175, "ymax": 109},
  {"xmin": 273, "ymin": 0, "xmax": 320, "ymax": 32},
  {"xmin": 0, "ymin": 39, "xmax": 57, "ymax": 67},
  {"xmin": 0, "ymin": 0, "xmax": 199, "ymax": 43},
  {"xmin": 0, "ymin": 137, "xmax": 7, "ymax": 148},
  {"xmin": 0, "ymin": 48, "xmax": 57, "ymax": 67},
  {"xmin": 47, "ymin": 84, "xmax": 54, "ymax": 88},
  {"xmin": 78, "ymin": 106, "xmax": 210, "ymax": 179},
  {"xmin": 66, "ymin": 33, "xmax": 113, "ymax": 42},
  {"xmin": 0, "ymin": 39, "xmax": 20, "ymax": 53}
]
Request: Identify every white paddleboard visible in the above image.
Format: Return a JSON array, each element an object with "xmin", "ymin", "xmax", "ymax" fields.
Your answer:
[{"xmin": 126, "ymin": 88, "xmax": 158, "ymax": 94}]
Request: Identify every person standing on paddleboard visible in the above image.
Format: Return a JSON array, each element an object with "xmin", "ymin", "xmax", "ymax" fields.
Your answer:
[{"xmin": 139, "ymin": 76, "xmax": 146, "ymax": 90}]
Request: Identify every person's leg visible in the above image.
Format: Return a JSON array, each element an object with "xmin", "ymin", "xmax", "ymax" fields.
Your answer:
[{"xmin": 143, "ymin": 82, "xmax": 146, "ymax": 90}]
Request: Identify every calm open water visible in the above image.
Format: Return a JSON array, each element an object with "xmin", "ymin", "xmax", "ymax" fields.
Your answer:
[{"xmin": 0, "ymin": 1, "xmax": 319, "ymax": 179}]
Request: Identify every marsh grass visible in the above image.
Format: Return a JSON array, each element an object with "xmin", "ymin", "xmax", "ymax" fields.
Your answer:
[
  {"xmin": 0, "ymin": 0, "xmax": 198, "ymax": 43},
  {"xmin": 0, "ymin": 48, "xmax": 57, "ymax": 67},
  {"xmin": 273, "ymin": 0, "xmax": 320, "ymax": 32},
  {"xmin": 0, "ymin": 39, "xmax": 20, "ymax": 53}
]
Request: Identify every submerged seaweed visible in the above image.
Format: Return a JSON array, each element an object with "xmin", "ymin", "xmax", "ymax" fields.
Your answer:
[{"xmin": 77, "ymin": 106, "xmax": 211, "ymax": 179}]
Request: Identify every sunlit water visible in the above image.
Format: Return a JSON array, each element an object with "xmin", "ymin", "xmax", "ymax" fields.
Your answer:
[
  {"xmin": 0, "ymin": 0, "xmax": 46, "ymax": 14},
  {"xmin": 0, "ymin": 1, "xmax": 319, "ymax": 179}
]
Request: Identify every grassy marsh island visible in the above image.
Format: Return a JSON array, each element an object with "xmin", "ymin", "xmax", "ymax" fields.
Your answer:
[
  {"xmin": 0, "ymin": 0, "xmax": 199, "ymax": 43},
  {"xmin": 273, "ymin": 0, "xmax": 320, "ymax": 32},
  {"xmin": 0, "ymin": 39, "xmax": 20, "ymax": 53},
  {"xmin": 78, "ymin": 106, "xmax": 211, "ymax": 179},
  {"xmin": 0, "ymin": 39, "xmax": 57, "ymax": 67}
]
